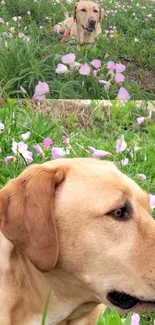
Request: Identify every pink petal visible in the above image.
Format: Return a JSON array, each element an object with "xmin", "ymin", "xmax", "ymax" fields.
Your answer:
[
  {"xmin": 137, "ymin": 174, "xmax": 146, "ymax": 180},
  {"xmin": 44, "ymin": 137, "xmax": 52, "ymax": 149},
  {"xmin": 23, "ymin": 150, "xmax": 33, "ymax": 164},
  {"xmin": 131, "ymin": 313, "xmax": 140, "ymax": 325},
  {"xmin": 20, "ymin": 86, "xmax": 27, "ymax": 93},
  {"xmin": 91, "ymin": 59, "xmax": 101, "ymax": 69},
  {"xmin": 121, "ymin": 158, "xmax": 129, "ymax": 166},
  {"xmin": 62, "ymin": 136, "xmax": 70, "ymax": 144},
  {"xmin": 34, "ymin": 81, "xmax": 49, "ymax": 96},
  {"xmin": 34, "ymin": 144, "xmax": 43, "ymax": 154},
  {"xmin": 115, "ymin": 73, "xmax": 125, "ymax": 83},
  {"xmin": 56, "ymin": 63, "xmax": 68, "ymax": 74},
  {"xmin": 116, "ymin": 135, "xmax": 127, "ymax": 153},
  {"xmin": 3, "ymin": 156, "xmax": 15, "ymax": 165},
  {"xmin": 107, "ymin": 61, "xmax": 115, "ymax": 71},
  {"xmin": 51, "ymin": 147, "xmax": 65, "ymax": 160},
  {"xmin": 115, "ymin": 63, "xmax": 126, "ymax": 73},
  {"xmin": 18, "ymin": 142, "xmax": 28, "ymax": 154},
  {"xmin": 79, "ymin": 64, "xmax": 90, "ymax": 75},
  {"xmin": 149, "ymin": 194, "xmax": 155, "ymax": 209},
  {"xmin": 117, "ymin": 87, "xmax": 130, "ymax": 100},
  {"xmin": 137, "ymin": 117, "xmax": 145, "ymax": 125},
  {"xmin": 52, "ymin": 24, "xmax": 62, "ymax": 33},
  {"xmin": 32, "ymin": 94, "xmax": 45, "ymax": 100},
  {"xmin": 20, "ymin": 131, "xmax": 31, "ymax": 141},
  {"xmin": 88, "ymin": 146, "xmax": 112, "ymax": 158},
  {"xmin": 61, "ymin": 53, "xmax": 76, "ymax": 64},
  {"xmin": 0, "ymin": 122, "xmax": 5, "ymax": 132}
]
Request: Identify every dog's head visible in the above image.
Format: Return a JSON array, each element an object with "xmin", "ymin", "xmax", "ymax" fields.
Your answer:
[
  {"xmin": 73, "ymin": 1, "xmax": 104, "ymax": 33},
  {"xmin": 0, "ymin": 158, "xmax": 155, "ymax": 313}
]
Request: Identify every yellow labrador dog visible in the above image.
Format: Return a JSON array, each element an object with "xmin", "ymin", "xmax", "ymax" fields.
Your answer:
[
  {"xmin": 53, "ymin": 1, "xmax": 104, "ymax": 44},
  {"xmin": 0, "ymin": 158, "xmax": 155, "ymax": 325}
]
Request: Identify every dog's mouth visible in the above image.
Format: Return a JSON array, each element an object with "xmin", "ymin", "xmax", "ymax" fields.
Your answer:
[
  {"xmin": 82, "ymin": 25, "xmax": 95, "ymax": 33},
  {"xmin": 107, "ymin": 291, "xmax": 155, "ymax": 310}
]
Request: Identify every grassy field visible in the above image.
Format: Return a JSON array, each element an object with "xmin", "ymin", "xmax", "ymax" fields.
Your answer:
[
  {"xmin": 0, "ymin": 0, "xmax": 155, "ymax": 100},
  {"xmin": 0, "ymin": 99, "xmax": 155, "ymax": 324}
]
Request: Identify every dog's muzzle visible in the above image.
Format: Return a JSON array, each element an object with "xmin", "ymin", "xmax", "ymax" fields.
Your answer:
[{"xmin": 83, "ymin": 19, "xmax": 96, "ymax": 33}]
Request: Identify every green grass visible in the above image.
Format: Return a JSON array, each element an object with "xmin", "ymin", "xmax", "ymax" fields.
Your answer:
[
  {"xmin": 0, "ymin": 0, "xmax": 155, "ymax": 99},
  {"xmin": 0, "ymin": 99, "xmax": 155, "ymax": 324}
]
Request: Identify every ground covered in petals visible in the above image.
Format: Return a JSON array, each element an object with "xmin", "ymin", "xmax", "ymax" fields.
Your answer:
[
  {"xmin": 0, "ymin": 99, "xmax": 155, "ymax": 323},
  {"xmin": 0, "ymin": 0, "xmax": 155, "ymax": 99}
]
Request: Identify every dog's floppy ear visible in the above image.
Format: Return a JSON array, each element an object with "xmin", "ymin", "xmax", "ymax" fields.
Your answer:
[
  {"xmin": 99, "ymin": 6, "xmax": 104, "ymax": 24},
  {"xmin": 0, "ymin": 164, "xmax": 66, "ymax": 273},
  {"xmin": 73, "ymin": 3, "xmax": 78, "ymax": 21}
]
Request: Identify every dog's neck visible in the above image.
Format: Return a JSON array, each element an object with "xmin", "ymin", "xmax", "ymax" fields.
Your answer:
[{"xmin": 0, "ymin": 233, "xmax": 97, "ymax": 325}]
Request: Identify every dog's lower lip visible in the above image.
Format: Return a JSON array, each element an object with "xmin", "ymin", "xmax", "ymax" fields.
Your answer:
[
  {"xmin": 107, "ymin": 291, "xmax": 155, "ymax": 310},
  {"xmin": 82, "ymin": 25, "xmax": 94, "ymax": 33}
]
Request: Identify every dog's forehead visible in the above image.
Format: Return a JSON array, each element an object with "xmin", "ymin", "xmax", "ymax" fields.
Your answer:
[{"xmin": 77, "ymin": 1, "xmax": 99, "ymax": 9}]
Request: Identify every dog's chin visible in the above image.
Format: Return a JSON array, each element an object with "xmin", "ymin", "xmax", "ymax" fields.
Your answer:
[{"xmin": 107, "ymin": 291, "xmax": 155, "ymax": 310}]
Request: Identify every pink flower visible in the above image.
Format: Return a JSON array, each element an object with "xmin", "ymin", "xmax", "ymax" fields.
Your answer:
[
  {"xmin": 61, "ymin": 53, "xmax": 76, "ymax": 64},
  {"xmin": 13, "ymin": 16, "xmax": 18, "ymax": 21},
  {"xmin": 0, "ymin": 122, "xmax": 5, "ymax": 132},
  {"xmin": 149, "ymin": 194, "xmax": 155, "ymax": 208},
  {"xmin": 91, "ymin": 59, "xmax": 101, "ymax": 69},
  {"xmin": 20, "ymin": 131, "xmax": 31, "ymax": 141},
  {"xmin": 18, "ymin": 32, "xmax": 25, "ymax": 38},
  {"xmin": 62, "ymin": 136, "xmax": 70, "ymax": 144},
  {"xmin": 12, "ymin": 141, "xmax": 28, "ymax": 154},
  {"xmin": 20, "ymin": 86, "xmax": 27, "ymax": 93},
  {"xmin": 115, "ymin": 73, "xmax": 125, "ymax": 83},
  {"xmin": 56, "ymin": 63, "xmax": 68, "ymax": 74},
  {"xmin": 98, "ymin": 79, "xmax": 110, "ymax": 90},
  {"xmin": 23, "ymin": 150, "xmax": 33, "ymax": 164},
  {"xmin": 52, "ymin": 24, "xmax": 62, "ymax": 33},
  {"xmin": 116, "ymin": 135, "xmax": 127, "ymax": 153},
  {"xmin": 0, "ymin": 18, "xmax": 5, "ymax": 23},
  {"xmin": 115, "ymin": 63, "xmax": 126, "ymax": 73},
  {"xmin": 131, "ymin": 313, "xmax": 140, "ymax": 325},
  {"xmin": 11, "ymin": 141, "xmax": 33, "ymax": 164},
  {"xmin": 107, "ymin": 61, "xmax": 115, "ymax": 71},
  {"xmin": 121, "ymin": 158, "xmax": 129, "ymax": 166},
  {"xmin": 34, "ymin": 144, "xmax": 43, "ymax": 154},
  {"xmin": 51, "ymin": 147, "xmax": 66, "ymax": 160},
  {"xmin": 137, "ymin": 174, "xmax": 146, "ymax": 180},
  {"xmin": 44, "ymin": 137, "xmax": 52, "ymax": 149},
  {"xmin": 117, "ymin": 87, "xmax": 130, "ymax": 100},
  {"xmin": 33, "ymin": 81, "xmax": 49, "ymax": 97},
  {"xmin": 3, "ymin": 156, "xmax": 15, "ymax": 165},
  {"xmin": 88, "ymin": 146, "xmax": 112, "ymax": 158},
  {"xmin": 79, "ymin": 64, "xmax": 90, "ymax": 75},
  {"xmin": 137, "ymin": 117, "xmax": 145, "ymax": 125}
]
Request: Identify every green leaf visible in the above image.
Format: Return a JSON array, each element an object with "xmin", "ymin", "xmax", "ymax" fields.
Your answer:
[
  {"xmin": 123, "ymin": 312, "xmax": 132, "ymax": 325},
  {"xmin": 41, "ymin": 291, "xmax": 51, "ymax": 325},
  {"xmin": 97, "ymin": 314, "xmax": 106, "ymax": 325}
]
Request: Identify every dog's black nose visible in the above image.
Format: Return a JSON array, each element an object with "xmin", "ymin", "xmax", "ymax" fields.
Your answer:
[{"xmin": 89, "ymin": 19, "xmax": 96, "ymax": 26}]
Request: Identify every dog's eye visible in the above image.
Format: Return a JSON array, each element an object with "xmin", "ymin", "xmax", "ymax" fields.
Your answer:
[
  {"xmin": 81, "ymin": 8, "xmax": 86, "ymax": 12},
  {"xmin": 94, "ymin": 9, "xmax": 98, "ymax": 12},
  {"xmin": 108, "ymin": 207, "xmax": 128, "ymax": 219}
]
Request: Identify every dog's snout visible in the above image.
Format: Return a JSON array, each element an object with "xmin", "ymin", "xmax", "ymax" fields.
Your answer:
[{"xmin": 89, "ymin": 19, "xmax": 96, "ymax": 26}]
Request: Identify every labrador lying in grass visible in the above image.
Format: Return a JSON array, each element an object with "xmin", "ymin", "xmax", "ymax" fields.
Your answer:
[
  {"xmin": 0, "ymin": 158, "xmax": 155, "ymax": 325},
  {"xmin": 53, "ymin": 1, "xmax": 104, "ymax": 44}
]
